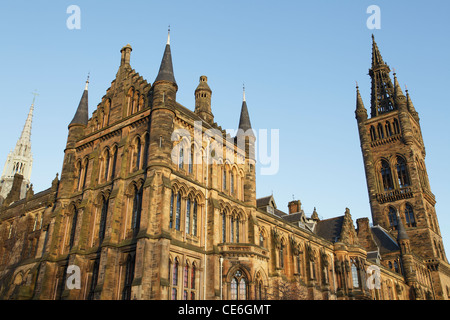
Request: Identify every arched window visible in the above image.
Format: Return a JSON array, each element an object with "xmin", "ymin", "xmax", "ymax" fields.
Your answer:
[
  {"xmin": 191, "ymin": 263, "xmax": 196, "ymax": 290},
  {"xmin": 394, "ymin": 261, "xmax": 399, "ymax": 273},
  {"xmin": 235, "ymin": 216, "xmax": 240, "ymax": 243},
  {"xmin": 230, "ymin": 173, "xmax": 235, "ymax": 195},
  {"xmin": 82, "ymin": 159, "xmax": 89, "ymax": 189},
  {"xmin": 188, "ymin": 148, "xmax": 193, "ymax": 174},
  {"xmin": 396, "ymin": 156, "xmax": 410, "ymax": 188},
  {"xmin": 223, "ymin": 168, "xmax": 227, "ymax": 190},
  {"xmin": 169, "ymin": 191, "xmax": 174, "ymax": 229},
  {"xmin": 171, "ymin": 258, "xmax": 179, "ymax": 300},
  {"xmin": 185, "ymin": 198, "xmax": 191, "ymax": 234},
  {"xmin": 122, "ymin": 253, "xmax": 135, "ymax": 300},
  {"xmin": 259, "ymin": 232, "xmax": 264, "ymax": 247},
  {"xmin": 405, "ymin": 204, "xmax": 416, "ymax": 227},
  {"xmin": 385, "ymin": 121, "xmax": 393, "ymax": 137},
  {"xmin": 230, "ymin": 270, "xmax": 247, "ymax": 300},
  {"xmin": 381, "ymin": 160, "xmax": 394, "ymax": 191},
  {"xmin": 104, "ymin": 150, "xmax": 110, "ymax": 181},
  {"xmin": 175, "ymin": 192, "xmax": 181, "ymax": 231},
  {"xmin": 393, "ymin": 118, "xmax": 400, "ymax": 134},
  {"xmin": 370, "ymin": 126, "xmax": 377, "ymax": 141},
  {"xmin": 222, "ymin": 211, "xmax": 226, "ymax": 243},
  {"xmin": 111, "ymin": 148, "xmax": 118, "ymax": 179},
  {"xmin": 280, "ymin": 243, "xmax": 285, "ymax": 269},
  {"xmin": 179, "ymin": 147, "xmax": 184, "ymax": 170},
  {"xmin": 99, "ymin": 197, "xmax": 109, "ymax": 243},
  {"xmin": 377, "ymin": 123, "xmax": 385, "ymax": 139},
  {"xmin": 351, "ymin": 262, "xmax": 359, "ymax": 288},
  {"xmin": 230, "ymin": 216, "xmax": 235, "ymax": 243},
  {"xmin": 192, "ymin": 200, "xmax": 198, "ymax": 236},
  {"xmin": 131, "ymin": 186, "xmax": 142, "ymax": 237},
  {"xmin": 69, "ymin": 208, "xmax": 78, "ymax": 249},
  {"xmin": 388, "ymin": 207, "xmax": 398, "ymax": 230},
  {"xmin": 135, "ymin": 137, "xmax": 142, "ymax": 170}
]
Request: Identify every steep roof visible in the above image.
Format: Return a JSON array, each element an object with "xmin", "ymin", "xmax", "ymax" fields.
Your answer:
[
  {"xmin": 154, "ymin": 33, "xmax": 176, "ymax": 84},
  {"xmin": 315, "ymin": 216, "xmax": 344, "ymax": 243},
  {"xmin": 370, "ymin": 225, "xmax": 400, "ymax": 254},
  {"xmin": 69, "ymin": 79, "xmax": 89, "ymax": 126}
]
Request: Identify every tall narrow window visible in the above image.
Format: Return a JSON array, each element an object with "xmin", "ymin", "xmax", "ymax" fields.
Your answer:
[
  {"xmin": 188, "ymin": 148, "xmax": 193, "ymax": 174},
  {"xmin": 388, "ymin": 207, "xmax": 398, "ymax": 230},
  {"xmin": 223, "ymin": 168, "xmax": 227, "ymax": 190},
  {"xmin": 231, "ymin": 278, "xmax": 237, "ymax": 300},
  {"xmin": 169, "ymin": 191, "xmax": 174, "ymax": 229},
  {"xmin": 239, "ymin": 278, "xmax": 247, "ymax": 300},
  {"xmin": 230, "ymin": 173, "xmax": 234, "ymax": 195},
  {"xmin": 179, "ymin": 147, "xmax": 184, "ymax": 170},
  {"xmin": 377, "ymin": 123, "xmax": 385, "ymax": 139},
  {"xmin": 82, "ymin": 160, "xmax": 89, "ymax": 189},
  {"xmin": 396, "ymin": 156, "xmax": 410, "ymax": 188},
  {"xmin": 186, "ymin": 198, "xmax": 191, "ymax": 234},
  {"xmin": 230, "ymin": 216, "xmax": 235, "ymax": 243},
  {"xmin": 192, "ymin": 200, "xmax": 198, "ymax": 236},
  {"xmin": 69, "ymin": 208, "xmax": 78, "ymax": 249},
  {"xmin": 104, "ymin": 150, "xmax": 110, "ymax": 181},
  {"xmin": 280, "ymin": 244, "xmax": 285, "ymax": 269},
  {"xmin": 381, "ymin": 160, "xmax": 394, "ymax": 191},
  {"xmin": 385, "ymin": 121, "xmax": 393, "ymax": 137},
  {"xmin": 175, "ymin": 193, "xmax": 181, "ymax": 231},
  {"xmin": 405, "ymin": 204, "xmax": 416, "ymax": 227},
  {"xmin": 99, "ymin": 198, "xmax": 109, "ymax": 243},
  {"xmin": 259, "ymin": 232, "xmax": 264, "ymax": 247},
  {"xmin": 111, "ymin": 148, "xmax": 118, "ymax": 180},
  {"xmin": 135, "ymin": 138, "xmax": 141, "ymax": 170},
  {"xmin": 184, "ymin": 264, "xmax": 189, "ymax": 289},
  {"xmin": 351, "ymin": 263, "xmax": 360, "ymax": 288},
  {"xmin": 393, "ymin": 118, "xmax": 400, "ymax": 134},
  {"xmin": 172, "ymin": 258, "xmax": 179, "ymax": 300},
  {"xmin": 77, "ymin": 163, "xmax": 82, "ymax": 190},
  {"xmin": 131, "ymin": 187, "xmax": 142, "ymax": 237},
  {"xmin": 370, "ymin": 126, "xmax": 377, "ymax": 141},
  {"xmin": 122, "ymin": 254, "xmax": 135, "ymax": 300},
  {"xmin": 222, "ymin": 212, "xmax": 226, "ymax": 243},
  {"xmin": 235, "ymin": 216, "xmax": 240, "ymax": 243},
  {"xmin": 191, "ymin": 264, "xmax": 196, "ymax": 290}
]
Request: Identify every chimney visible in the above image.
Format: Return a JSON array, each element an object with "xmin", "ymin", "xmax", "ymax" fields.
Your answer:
[{"xmin": 288, "ymin": 200, "xmax": 301, "ymax": 214}]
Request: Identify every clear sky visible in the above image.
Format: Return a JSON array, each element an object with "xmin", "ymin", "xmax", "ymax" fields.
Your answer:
[{"xmin": 1, "ymin": 1, "xmax": 449, "ymax": 252}]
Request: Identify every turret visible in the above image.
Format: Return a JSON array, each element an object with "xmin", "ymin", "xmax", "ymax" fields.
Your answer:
[
  {"xmin": 236, "ymin": 87, "xmax": 256, "ymax": 206},
  {"xmin": 194, "ymin": 75, "xmax": 214, "ymax": 125}
]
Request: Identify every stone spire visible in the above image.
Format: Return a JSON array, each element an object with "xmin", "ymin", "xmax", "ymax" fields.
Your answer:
[
  {"xmin": 154, "ymin": 29, "xmax": 177, "ymax": 85},
  {"xmin": 369, "ymin": 35, "xmax": 395, "ymax": 117},
  {"xmin": 0, "ymin": 94, "xmax": 36, "ymax": 203},
  {"xmin": 238, "ymin": 85, "xmax": 253, "ymax": 133},
  {"xmin": 355, "ymin": 82, "xmax": 368, "ymax": 121},
  {"xmin": 69, "ymin": 75, "xmax": 89, "ymax": 127},
  {"xmin": 405, "ymin": 85, "xmax": 420, "ymax": 122}
]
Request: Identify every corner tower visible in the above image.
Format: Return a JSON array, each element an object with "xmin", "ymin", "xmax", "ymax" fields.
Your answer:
[{"xmin": 356, "ymin": 36, "xmax": 447, "ymax": 263}]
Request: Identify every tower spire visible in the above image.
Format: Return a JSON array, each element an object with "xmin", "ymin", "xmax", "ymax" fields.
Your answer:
[
  {"xmin": 238, "ymin": 88, "xmax": 253, "ymax": 133},
  {"xmin": 69, "ymin": 75, "xmax": 89, "ymax": 127},
  {"xmin": 369, "ymin": 35, "xmax": 395, "ymax": 117},
  {"xmin": 155, "ymin": 29, "xmax": 177, "ymax": 85}
]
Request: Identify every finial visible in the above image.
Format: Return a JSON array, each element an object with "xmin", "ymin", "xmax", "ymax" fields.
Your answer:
[
  {"xmin": 85, "ymin": 72, "xmax": 90, "ymax": 90},
  {"xmin": 243, "ymin": 83, "xmax": 246, "ymax": 102},
  {"xmin": 31, "ymin": 90, "xmax": 39, "ymax": 106},
  {"xmin": 355, "ymin": 81, "xmax": 359, "ymax": 89},
  {"xmin": 167, "ymin": 25, "xmax": 171, "ymax": 45},
  {"xmin": 393, "ymin": 67, "xmax": 396, "ymax": 75},
  {"xmin": 405, "ymin": 84, "xmax": 408, "ymax": 92}
]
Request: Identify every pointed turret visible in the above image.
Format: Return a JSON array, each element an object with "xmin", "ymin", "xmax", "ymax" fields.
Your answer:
[
  {"xmin": 406, "ymin": 86, "xmax": 420, "ymax": 122},
  {"xmin": 393, "ymin": 71, "xmax": 407, "ymax": 105},
  {"xmin": 154, "ymin": 30, "xmax": 177, "ymax": 85},
  {"xmin": 369, "ymin": 35, "xmax": 395, "ymax": 117},
  {"xmin": 69, "ymin": 76, "xmax": 89, "ymax": 127},
  {"xmin": 238, "ymin": 86, "xmax": 253, "ymax": 134},
  {"xmin": 355, "ymin": 83, "xmax": 368, "ymax": 122}
]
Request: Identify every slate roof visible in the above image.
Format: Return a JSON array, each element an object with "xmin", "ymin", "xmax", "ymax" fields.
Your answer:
[
  {"xmin": 154, "ymin": 43, "xmax": 176, "ymax": 84},
  {"xmin": 238, "ymin": 100, "xmax": 253, "ymax": 132},
  {"xmin": 69, "ymin": 85, "xmax": 89, "ymax": 126},
  {"xmin": 315, "ymin": 216, "xmax": 344, "ymax": 243},
  {"xmin": 370, "ymin": 225, "xmax": 400, "ymax": 254}
]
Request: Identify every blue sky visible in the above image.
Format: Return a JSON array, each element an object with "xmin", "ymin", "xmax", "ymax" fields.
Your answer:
[{"xmin": 1, "ymin": 1, "xmax": 449, "ymax": 252}]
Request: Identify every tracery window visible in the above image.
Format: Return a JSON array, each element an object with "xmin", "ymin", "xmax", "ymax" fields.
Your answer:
[
  {"xmin": 388, "ymin": 207, "xmax": 398, "ymax": 230},
  {"xmin": 381, "ymin": 160, "xmax": 394, "ymax": 191},
  {"xmin": 405, "ymin": 204, "xmax": 416, "ymax": 227},
  {"xmin": 396, "ymin": 156, "xmax": 410, "ymax": 188},
  {"xmin": 230, "ymin": 270, "xmax": 247, "ymax": 300},
  {"xmin": 351, "ymin": 262, "xmax": 360, "ymax": 288}
]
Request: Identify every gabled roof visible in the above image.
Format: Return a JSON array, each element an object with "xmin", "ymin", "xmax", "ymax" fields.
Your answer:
[{"xmin": 315, "ymin": 216, "xmax": 345, "ymax": 243}]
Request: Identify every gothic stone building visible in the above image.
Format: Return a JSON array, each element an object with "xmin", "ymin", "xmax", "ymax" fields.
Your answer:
[{"xmin": 0, "ymin": 34, "xmax": 449, "ymax": 300}]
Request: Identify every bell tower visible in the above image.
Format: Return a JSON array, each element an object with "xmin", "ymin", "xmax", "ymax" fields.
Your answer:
[{"xmin": 356, "ymin": 36, "xmax": 447, "ymax": 262}]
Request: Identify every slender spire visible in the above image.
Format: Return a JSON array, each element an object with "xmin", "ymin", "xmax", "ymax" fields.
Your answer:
[
  {"xmin": 356, "ymin": 82, "xmax": 365, "ymax": 110},
  {"xmin": 405, "ymin": 85, "xmax": 420, "ymax": 121},
  {"xmin": 369, "ymin": 35, "xmax": 395, "ymax": 117},
  {"xmin": 18, "ymin": 93, "xmax": 36, "ymax": 144},
  {"xmin": 154, "ymin": 29, "xmax": 177, "ymax": 84},
  {"xmin": 69, "ymin": 76, "xmax": 89, "ymax": 127},
  {"xmin": 238, "ymin": 87, "xmax": 253, "ymax": 133}
]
